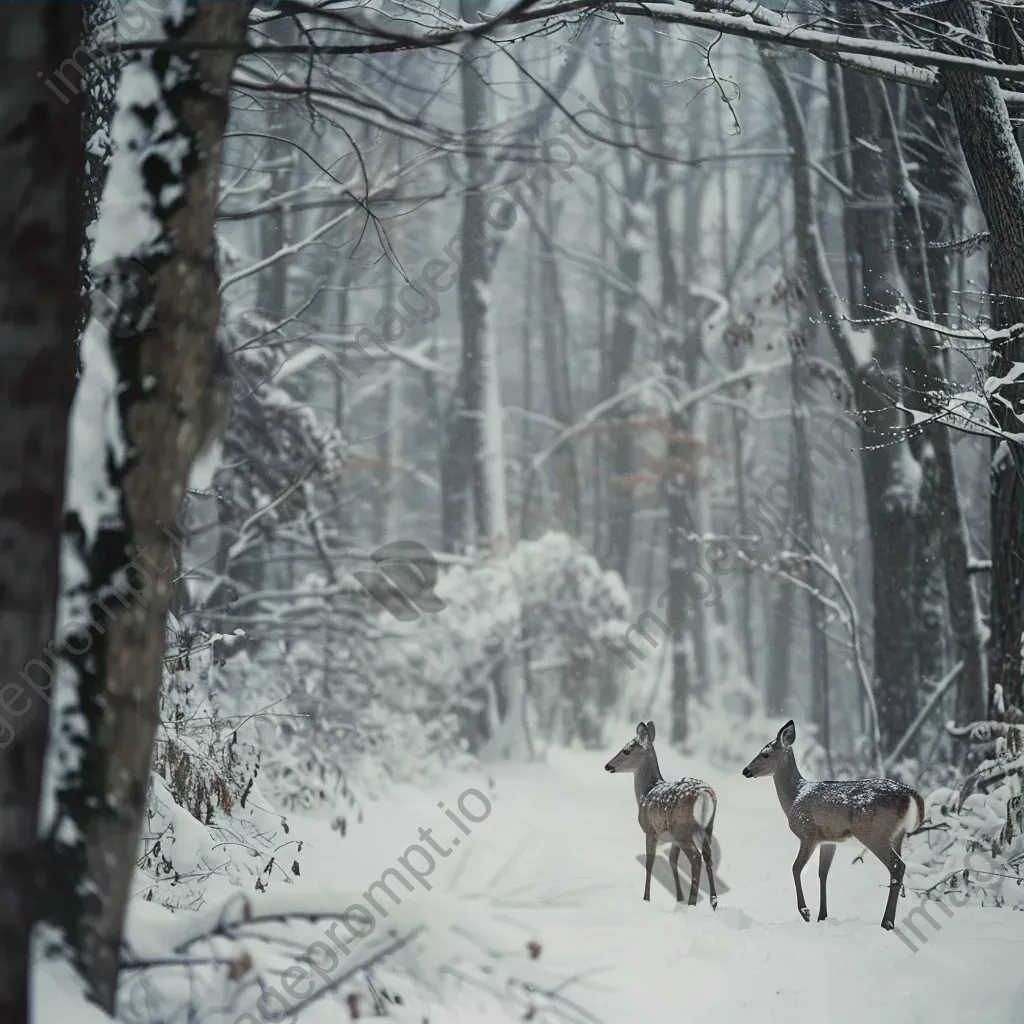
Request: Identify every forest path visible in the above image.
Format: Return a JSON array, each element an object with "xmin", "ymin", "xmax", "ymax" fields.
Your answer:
[{"xmin": 296, "ymin": 743, "xmax": 1024, "ymax": 1024}]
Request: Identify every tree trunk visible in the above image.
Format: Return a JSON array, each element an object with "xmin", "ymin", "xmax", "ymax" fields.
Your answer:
[
  {"xmin": 717, "ymin": 100, "xmax": 755, "ymax": 687},
  {"xmin": 604, "ymin": 174, "xmax": 646, "ymax": 581},
  {"xmin": 679, "ymin": 114, "xmax": 711, "ymax": 705},
  {"xmin": 941, "ymin": 0, "xmax": 1024, "ymax": 715},
  {"xmin": 0, "ymin": 7, "xmax": 83, "ymax": 1020},
  {"xmin": 876, "ymin": 73, "xmax": 987, "ymax": 727},
  {"xmin": 841, "ymin": 65, "xmax": 921, "ymax": 752},
  {"xmin": 764, "ymin": 53, "xmax": 920, "ymax": 753},
  {"xmin": 593, "ymin": 174, "xmax": 611, "ymax": 556},
  {"xmin": 539, "ymin": 195, "xmax": 580, "ymax": 535},
  {"xmin": 453, "ymin": 0, "xmax": 509, "ymax": 555},
  {"xmin": 792, "ymin": 354, "xmax": 831, "ymax": 764},
  {"xmin": 767, "ymin": 568, "xmax": 795, "ymax": 715},
  {"xmin": 648, "ymin": 34, "xmax": 703, "ymax": 742},
  {"xmin": 374, "ymin": 263, "xmax": 396, "ymax": 545},
  {"xmin": 44, "ymin": 3, "xmax": 251, "ymax": 1009}
]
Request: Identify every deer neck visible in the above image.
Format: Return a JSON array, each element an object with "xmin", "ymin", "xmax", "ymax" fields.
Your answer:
[
  {"xmin": 773, "ymin": 748, "xmax": 804, "ymax": 816},
  {"xmin": 633, "ymin": 748, "xmax": 664, "ymax": 805}
]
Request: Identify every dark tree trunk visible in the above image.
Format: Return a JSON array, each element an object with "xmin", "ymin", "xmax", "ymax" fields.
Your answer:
[
  {"xmin": 441, "ymin": 385, "xmax": 473, "ymax": 553},
  {"xmin": 841, "ymin": 66, "xmax": 921, "ymax": 752},
  {"xmin": 0, "ymin": 7, "xmax": 83, "ymax": 1020},
  {"xmin": 456, "ymin": 0, "xmax": 498, "ymax": 550},
  {"xmin": 874, "ymin": 76, "xmax": 987, "ymax": 727},
  {"xmin": 764, "ymin": 54, "xmax": 918, "ymax": 754},
  {"xmin": 942, "ymin": 0, "xmax": 1024, "ymax": 715}
]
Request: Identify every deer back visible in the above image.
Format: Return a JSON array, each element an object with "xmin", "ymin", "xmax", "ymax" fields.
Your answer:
[
  {"xmin": 640, "ymin": 778, "xmax": 715, "ymax": 835},
  {"xmin": 789, "ymin": 778, "xmax": 920, "ymax": 845}
]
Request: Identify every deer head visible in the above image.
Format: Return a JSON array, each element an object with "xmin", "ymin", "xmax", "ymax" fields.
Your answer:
[
  {"xmin": 605, "ymin": 721, "xmax": 656, "ymax": 773},
  {"xmin": 742, "ymin": 720, "xmax": 796, "ymax": 778}
]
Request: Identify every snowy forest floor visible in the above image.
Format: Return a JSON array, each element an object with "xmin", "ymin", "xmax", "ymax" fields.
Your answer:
[{"xmin": 40, "ymin": 740, "xmax": 1024, "ymax": 1023}]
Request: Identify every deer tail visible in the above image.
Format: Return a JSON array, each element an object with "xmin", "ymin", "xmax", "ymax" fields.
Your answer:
[
  {"xmin": 906, "ymin": 790, "xmax": 925, "ymax": 835},
  {"xmin": 694, "ymin": 788, "xmax": 716, "ymax": 836}
]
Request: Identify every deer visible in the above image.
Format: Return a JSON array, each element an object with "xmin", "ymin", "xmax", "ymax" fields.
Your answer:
[
  {"xmin": 605, "ymin": 721, "xmax": 718, "ymax": 909},
  {"xmin": 742, "ymin": 719, "xmax": 924, "ymax": 931}
]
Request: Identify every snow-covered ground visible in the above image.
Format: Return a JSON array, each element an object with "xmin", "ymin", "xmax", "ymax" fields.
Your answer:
[
  {"xmin": 249, "ymin": 744, "xmax": 1024, "ymax": 1022},
  {"xmin": 40, "ymin": 741, "xmax": 1024, "ymax": 1023}
]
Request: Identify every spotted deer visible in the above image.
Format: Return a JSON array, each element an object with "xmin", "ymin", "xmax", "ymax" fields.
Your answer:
[
  {"xmin": 742, "ymin": 720, "xmax": 924, "ymax": 930},
  {"xmin": 605, "ymin": 721, "xmax": 718, "ymax": 908}
]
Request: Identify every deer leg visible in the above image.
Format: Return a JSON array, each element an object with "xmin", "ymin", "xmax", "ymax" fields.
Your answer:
[
  {"xmin": 817, "ymin": 843, "xmax": 837, "ymax": 922},
  {"xmin": 679, "ymin": 834, "xmax": 702, "ymax": 906},
  {"xmin": 792, "ymin": 839, "xmax": 817, "ymax": 922},
  {"xmin": 881, "ymin": 848, "xmax": 907, "ymax": 931},
  {"xmin": 701, "ymin": 831, "xmax": 718, "ymax": 910},
  {"xmin": 668, "ymin": 842, "xmax": 684, "ymax": 902},
  {"xmin": 643, "ymin": 832, "xmax": 657, "ymax": 902},
  {"xmin": 862, "ymin": 837, "xmax": 907, "ymax": 930}
]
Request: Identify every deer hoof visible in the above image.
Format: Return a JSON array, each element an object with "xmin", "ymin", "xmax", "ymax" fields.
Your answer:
[
  {"xmin": 881, "ymin": 918, "xmax": 895, "ymax": 931},
  {"xmin": 799, "ymin": 907, "xmax": 810, "ymax": 922},
  {"xmin": 711, "ymin": 896, "xmax": 718, "ymax": 911},
  {"xmin": 817, "ymin": 911, "xmax": 827, "ymax": 922}
]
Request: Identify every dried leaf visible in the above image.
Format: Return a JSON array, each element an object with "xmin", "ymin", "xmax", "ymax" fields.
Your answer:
[{"xmin": 227, "ymin": 952, "xmax": 252, "ymax": 982}]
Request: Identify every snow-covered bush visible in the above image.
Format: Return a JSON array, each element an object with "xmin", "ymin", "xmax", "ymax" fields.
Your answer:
[
  {"xmin": 118, "ymin": 890, "xmax": 568, "ymax": 1024},
  {"xmin": 378, "ymin": 531, "xmax": 632, "ymax": 753},
  {"xmin": 223, "ymin": 577, "xmax": 470, "ymax": 807},
  {"xmin": 906, "ymin": 777, "xmax": 1024, "ymax": 911},
  {"xmin": 140, "ymin": 627, "xmax": 303, "ymax": 909}
]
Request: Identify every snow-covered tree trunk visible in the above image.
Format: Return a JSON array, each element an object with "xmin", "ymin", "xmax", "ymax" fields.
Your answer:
[
  {"xmin": 941, "ymin": 0, "xmax": 1024, "ymax": 716},
  {"xmin": 648, "ymin": 38, "xmax": 702, "ymax": 743},
  {"xmin": 676, "ymin": 115, "xmax": 712, "ymax": 711},
  {"xmin": 455, "ymin": 0, "xmax": 520, "ymax": 758},
  {"xmin": 716, "ymin": 95, "xmax": 755, "ymax": 688},
  {"xmin": 0, "ymin": 7, "xmax": 83, "ymax": 1020},
  {"xmin": 80, "ymin": 0, "xmax": 119, "ymax": 311},
  {"xmin": 604, "ymin": 164, "xmax": 647, "ymax": 583},
  {"xmin": 42, "ymin": 2, "xmax": 252, "ymax": 1009},
  {"xmin": 444, "ymin": 0, "xmax": 510, "ymax": 555}
]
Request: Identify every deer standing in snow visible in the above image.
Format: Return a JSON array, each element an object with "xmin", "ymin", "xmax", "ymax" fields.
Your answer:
[
  {"xmin": 742, "ymin": 720, "xmax": 924, "ymax": 930},
  {"xmin": 605, "ymin": 721, "xmax": 718, "ymax": 908}
]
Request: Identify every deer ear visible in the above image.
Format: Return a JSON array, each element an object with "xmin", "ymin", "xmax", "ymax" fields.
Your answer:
[
  {"xmin": 778, "ymin": 720, "xmax": 796, "ymax": 748},
  {"xmin": 636, "ymin": 722, "xmax": 648, "ymax": 741},
  {"xmin": 646, "ymin": 721, "xmax": 655, "ymax": 743}
]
